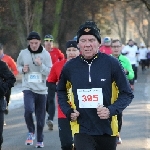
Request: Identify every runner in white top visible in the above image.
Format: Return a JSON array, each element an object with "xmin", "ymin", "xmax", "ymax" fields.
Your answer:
[
  {"xmin": 122, "ymin": 39, "xmax": 139, "ymax": 90},
  {"xmin": 138, "ymin": 43, "xmax": 148, "ymax": 72}
]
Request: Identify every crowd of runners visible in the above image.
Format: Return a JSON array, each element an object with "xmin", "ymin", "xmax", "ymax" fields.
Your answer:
[{"xmin": 0, "ymin": 20, "xmax": 149, "ymax": 150}]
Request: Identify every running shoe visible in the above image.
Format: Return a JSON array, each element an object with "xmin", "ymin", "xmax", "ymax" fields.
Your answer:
[
  {"xmin": 46, "ymin": 119, "xmax": 53, "ymax": 130},
  {"xmin": 35, "ymin": 142, "xmax": 44, "ymax": 148},
  {"xmin": 25, "ymin": 133, "xmax": 35, "ymax": 145}
]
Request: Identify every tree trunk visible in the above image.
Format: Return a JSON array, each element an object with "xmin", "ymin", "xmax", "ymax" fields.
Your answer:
[
  {"xmin": 9, "ymin": 0, "xmax": 27, "ymax": 48},
  {"xmin": 52, "ymin": 0, "xmax": 63, "ymax": 42}
]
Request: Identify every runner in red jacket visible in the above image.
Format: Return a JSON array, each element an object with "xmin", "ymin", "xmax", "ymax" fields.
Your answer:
[
  {"xmin": 99, "ymin": 37, "xmax": 112, "ymax": 55},
  {"xmin": 47, "ymin": 40, "xmax": 79, "ymax": 150},
  {"xmin": 0, "ymin": 43, "xmax": 18, "ymax": 117},
  {"xmin": 43, "ymin": 34, "xmax": 65, "ymax": 127},
  {"xmin": 44, "ymin": 34, "xmax": 64, "ymax": 64}
]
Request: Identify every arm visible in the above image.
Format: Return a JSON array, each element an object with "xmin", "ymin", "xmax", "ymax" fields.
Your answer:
[
  {"xmin": 57, "ymin": 67, "xmax": 74, "ymax": 120},
  {"xmin": 39, "ymin": 51, "xmax": 52, "ymax": 76},
  {"xmin": 0, "ymin": 61, "xmax": 16, "ymax": 97},
  {"xmin": 7, "ymin": 56, "xmax": 18, "ymax": 76},
  {"xmin": 125, "ymin": 59, "xmax": 134, "ymax": 80},
  {"xmin": 108, "ymin": 59, "xmax": 134, "ymax": 116},
  {"xmin": 58, "ymin": 50, "xmax": 65, "ymax": 61},
  {"xmin": 121, "ymin": 46, "xmax": 128, "ymax": 55},
  {"xmin": 17, "ymin": 51, "xmax": 24, "ymax": 74}
]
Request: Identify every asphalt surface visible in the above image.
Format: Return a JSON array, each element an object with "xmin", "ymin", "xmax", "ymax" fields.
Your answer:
[{"xmin": 2, "ymin": 67, "xmax": 150, "ymax": 150}]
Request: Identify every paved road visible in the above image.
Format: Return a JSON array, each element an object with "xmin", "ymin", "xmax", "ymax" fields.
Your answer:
[{"xmin": 2, "ymin": 68, "xmax": 150, "ymax": 150}]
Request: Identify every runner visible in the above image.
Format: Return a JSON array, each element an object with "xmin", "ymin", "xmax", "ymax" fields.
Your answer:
[
  {"xmin": 122, "ymin": 39, "xmax": 139, "ymax": 90},
  {"xmin": 99, "ymin": 37, "xmax": 112, "ymax": 55},
  {"xmin": 57, "ymin": 21, "xmax": 134, "ymax": 150},
  {"xmin": 111, "ymin": 39, "xmax": 134, "ymax": 144},
  {"xmin": 0, "ymin": 43, "xmax": 18, "ymax": 116},
  {"xmin": 47, "ymin": 40, "xmax": 79, "ymax": 150},
  {"xmin": 43, "ymin": 34, "xmax": 64, "ymax": 130},
  {"xmin": 138, "ymin": 43, "xmax": 148, "ymax": 73},
  {"xmin": 0, "ymin": 59, "xmax": 16, "ymax": 149},
  {"xmin": 17, "ymin": 31, "xmax": 52, "ymax": 148}
]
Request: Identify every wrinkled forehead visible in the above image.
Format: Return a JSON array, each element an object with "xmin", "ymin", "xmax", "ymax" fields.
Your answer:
[{"xmin": 79, "ymin": 34, "xmax": 97, "ymax": 40}]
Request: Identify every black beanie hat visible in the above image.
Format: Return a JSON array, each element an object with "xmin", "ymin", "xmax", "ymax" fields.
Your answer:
[
  {"xmin": 66, "ymin": 40, "xmax": 78, "ymax": 49},
  {"xmin": 27, "ymin": 31, "xmax": 41, "ymax": 40},
  {"xmin": 77, "ymin": 21, "xmax": 101, "ymax": 43}
]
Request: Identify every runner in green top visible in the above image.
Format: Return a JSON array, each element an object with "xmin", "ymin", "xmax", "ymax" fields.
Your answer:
[{"xmin": 111, "ymin": 39, "xmax": 134, "ymax": 145}]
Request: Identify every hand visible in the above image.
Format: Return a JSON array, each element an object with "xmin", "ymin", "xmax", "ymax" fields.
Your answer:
[
  {"xmin": 34, "ymin": 56, "xmax": 42, "ymax": 66},
  {"xmin": 23, "ymin": 65, "xmax": 29, "ymax": 73},
  {"xmin": 97, "ymin": 105, "xmax": 110, "ymax": 119},
  {"xmin": 70, "ymin": 110, "xmax": 80, "ymax": 122}
]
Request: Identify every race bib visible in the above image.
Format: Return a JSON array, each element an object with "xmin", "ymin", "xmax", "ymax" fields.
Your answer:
[
  {"xmin": 77, "ymin": 88, "xmax": 103, "ymax": 108},
  {"xmin": 28, "ymin": 72, "xmax": 42, "ymax": 83}
]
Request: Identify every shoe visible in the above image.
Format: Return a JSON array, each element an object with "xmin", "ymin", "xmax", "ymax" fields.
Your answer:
[
  {"xmin": 46, "ymin": 119, "xmax": 53, "ymax": 130},
  {"xmin": 25, "ymin": 133, "xmax": 35, "ymax": 145},
  {"xmin": 3, "ymin": 120, "xmax": 6, "ymax": 126},
  {"xmin": 116, "ymin": 136, "xmax": 122, "ymax": 144},
  {"xmin": 35, "ymin": 142, "xmax": 44, "ymax": 148}
]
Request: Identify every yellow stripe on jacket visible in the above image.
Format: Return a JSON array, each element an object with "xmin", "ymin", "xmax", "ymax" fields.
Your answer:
[{"xmin": 111, "ymin": 81, "xmax": 119, "ymax": 136}]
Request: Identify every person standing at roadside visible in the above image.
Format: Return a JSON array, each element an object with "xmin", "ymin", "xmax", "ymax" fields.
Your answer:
[
  {"xmin": 111, "ymin": 39, "xmax": 134, "ymax": 144},
  {"xmin": 17, "ymin": 31, "xmax": 52, "ymax": 148},
  {"xmin": 0, "ymin": 43, "xmax": 18, "ymax": 116},
  {"xmin": 43, "ymin": 34, "xmax": 64, "ymax": 130},
  {"xmin": 0, "ymin": 59, "xmax": 16, "ymax": 150},
  {"xmin": 47, "ymin": 40, "xmax": 79, "ymax": 150},
  {"xmin": 57, "ymin": 21, "xmax": 133, "ymax": 150}
]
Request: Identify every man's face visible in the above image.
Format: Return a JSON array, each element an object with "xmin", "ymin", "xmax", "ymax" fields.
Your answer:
[
  {"xmin": 44, "ymin": 40, "xmax": 53, "ymax": 51},
  {"xmin": 128, "ymin": 41, "xmax": 134, "ymax": 46},
  {"xmin": 29, "ymin": 39, "xmax": 41, "ymax": 51},
  {"xmin": 78, "ymin": 35, "xmax": 100, "ymax": 59},
  {"xmin": 104, "ymin": 41, "xmax": 111, "ymax": 46},
  {"xmin": 111, "ymin": 41, "xmax": 122, "ymax": 57},
  {"xmin": 66, "ymin": 47, "xmax": 79, "ymax": 61}
]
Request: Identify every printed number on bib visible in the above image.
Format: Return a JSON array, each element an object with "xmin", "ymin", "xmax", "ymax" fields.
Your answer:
[
  {"xmin": 77, "ymin": 88, "xmax": 103, "ymax": 108},
  {"xmin": 28, "ymin": 72, "xmax": 42, "ymax": 83}
]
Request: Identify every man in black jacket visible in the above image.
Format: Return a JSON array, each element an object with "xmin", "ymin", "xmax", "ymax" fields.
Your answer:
[
  {"xmin": 0, "ymin": 60, "xmax": 16, "ymax": 149},
  {"xmin": 57, "ymin": 21, "xmax": 134, "ymax": 150}
]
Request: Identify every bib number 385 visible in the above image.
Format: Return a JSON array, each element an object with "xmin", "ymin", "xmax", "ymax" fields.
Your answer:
[{"xmin": 77, "ymin": 88, "xmax": 103, "ymax": 108}]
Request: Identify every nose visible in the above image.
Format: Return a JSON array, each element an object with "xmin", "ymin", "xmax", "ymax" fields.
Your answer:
[{"xmin": 84, "ymin": 40, "xmax": 91, "ymax": 47}]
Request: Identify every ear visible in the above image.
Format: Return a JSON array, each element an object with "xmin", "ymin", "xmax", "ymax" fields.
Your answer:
[{"xmin": 77, "ymin": 43, "xmax": 79, "ymax": 49}]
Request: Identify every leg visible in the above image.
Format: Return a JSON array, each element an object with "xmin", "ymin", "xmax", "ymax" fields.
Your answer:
[
  {"xmin": 58, "ymin": 118, "xmax": 73, "ymax": 150},
  {"xmin": 117, "ymin": 113, "xmax": 122, "ymax": 133},
  {"xmin": 74, "ymin": 133, "xmax": 96, "ymax": 150},
  {"xmin": 47, "ymin": 82, "xmax": 56, "ymax": 121},
  {"xmin": 35, "ymin": 94, "xmax": 46, "ymax": 142},
  {"xmin": 4, "ymin": 89, "xmax": 11, "ymax": 106},
  {"xmin": 0, "ymin": 111, "xmax": 4, "ymax": 149},
  {"xmin": 95, "ymin": 134, "xmax": 117, "ymax": 150},
  {"xmin": 117, "ymin": 113, "xmax": 123, "ymax": 144},
  {"xmin": 134, "ymin": 66, "xmax": 138, "ymax": 81},
  {"xmin": 4, "ymin": 89, "xmax": 11, "ymax": 115},
  {"xmin": 23, "ymin": 90, "xmax": 35, "ymax": 133}
]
